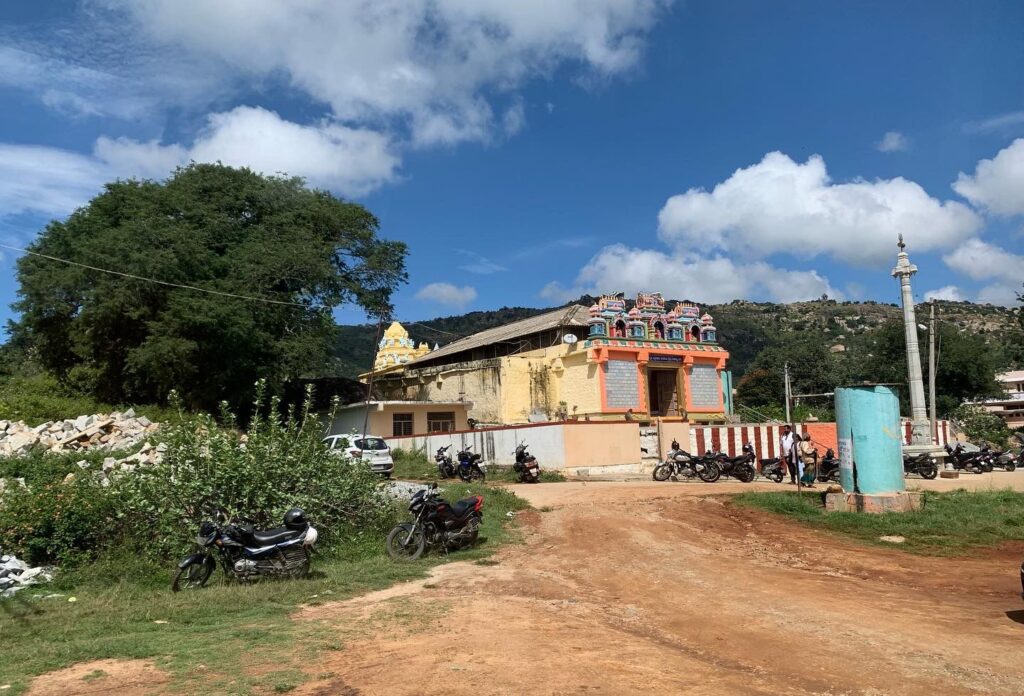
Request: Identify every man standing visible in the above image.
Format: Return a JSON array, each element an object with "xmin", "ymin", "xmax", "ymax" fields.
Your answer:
[{"xmin": 780, "ymin": 425, "xmax": 797, "ymax": 484}]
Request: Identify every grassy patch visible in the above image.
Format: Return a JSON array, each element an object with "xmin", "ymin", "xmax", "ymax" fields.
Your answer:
[
  {"xmin": 734, "ymin": 488, "xmax": 1024, "ymax": 555},
  {"xmin": 390, "ymin": 447, "xmax": 437, "ymax": 480},
  {"xmin": 0, "ymin": 481, "xmax": 527, "ymax": 695},
  {"xmin": 0, "ymin": 373, "xmax": 175, "ymax": 427},
  {"xmin": 490, "ymin": 467, "xmax": 567, "ymax": 484}
]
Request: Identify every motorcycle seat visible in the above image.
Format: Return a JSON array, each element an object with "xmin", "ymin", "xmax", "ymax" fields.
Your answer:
[
  {"xmin": 250, "ymin": 525, "xmax": 306, "ymax": 545},
  {"xmin": 451, "ymin": 496, "xmax": 482, "ymax": 519}
]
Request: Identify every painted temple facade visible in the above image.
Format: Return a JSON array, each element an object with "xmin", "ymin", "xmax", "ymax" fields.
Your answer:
[
  {"xmin": 369, "ymin": 292, "xmax": 730, "ymax": 426},
  {"xmin": 372, "ymin": 321, "xmax": 434, "ymax": 371}
]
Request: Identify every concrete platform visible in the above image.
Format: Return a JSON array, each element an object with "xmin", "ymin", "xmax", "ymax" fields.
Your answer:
[{"xmin": 824, "ymin": 491, "xmax": 924, "ymax": 514}]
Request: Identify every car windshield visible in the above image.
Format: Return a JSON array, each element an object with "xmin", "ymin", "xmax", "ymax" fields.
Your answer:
[{"xmin": 355, "ymin": 438, "xmax": 387, "ymax": 451}]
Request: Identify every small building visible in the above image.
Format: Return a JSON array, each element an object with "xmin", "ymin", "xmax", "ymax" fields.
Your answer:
[
  {"xmin": 368, "ymin": 292, "xmax": 730, "ymax": 425},
  {"xmin": 329, "ymin": 400, "xmax": 472, "ymax": 437},
  {"xmin": 977, "ymin": 370, "xmax": 1024, "ymax": 428}
]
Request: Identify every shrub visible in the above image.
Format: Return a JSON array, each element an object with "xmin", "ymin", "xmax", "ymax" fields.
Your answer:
[
  {"xmin": 952, "ymin": 403, "xmax": 1011, "ymax": 446},
  {"xmin": 116, "ymin": 383, "xmax": 394, "ymax": 559}
]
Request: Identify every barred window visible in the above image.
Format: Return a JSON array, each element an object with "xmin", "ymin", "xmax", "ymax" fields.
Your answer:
[
  {"xmin": 427, "ymin": 412, "xmax": 456, "ymax": 433},
  {"xmin": 392, "ymin": 413, "xmax": 413, "ymax": 437}
]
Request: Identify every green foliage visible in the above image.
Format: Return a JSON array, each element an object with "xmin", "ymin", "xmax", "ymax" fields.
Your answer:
[
  {"xmin": 735, "ymin": 332, "xmax": 844, "ymax": 409},
  {"xmin": 951, "ymin": 403, "xmax": 1012, "ymax": 446},
  {"xmin": 390, "ymin": 446, "xmax": 437, "ymax": 480},
  {"xmin": 735, "ymin": 488, "xmax": 1024, "ymax": 555},
  {"xmin": 12, "ymin": 163, "xmax": 407, "ymax": 412},
  {"xmin": 117, "ymin": 383, "xmax": 392, "ymax": 559},
  {"xmin": 0, "ymin": 372, "xmax": 175, "ymax": 427}
]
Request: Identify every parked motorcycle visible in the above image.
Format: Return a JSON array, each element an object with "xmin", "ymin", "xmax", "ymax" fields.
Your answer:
[
  {"xmin": 817, "ymin": 448, "xmax": 841, "ymax": 483},
  {"xmin": 653, "ymin": 441, "xmax": 721, "ymax": 483},
  {"xmin": 172, "ymin": 508, "xmax": 317, "ymax": 592},
  {"xmin": 456, "ymin": 445, "xmax": 487, "ymax": 482},
  {"xmin": 713, "ymin": 443, "xmax": 757, "ymax": 483},
  {"xmin": 386, "ymin": 483, "xmax": 483, "ymax": 561},
  {"xmin": 758, "ymin": 457, "xmax": 787, "ymax": 483},
  {"xmin": 944, "ymin": 443, "xmax": 986, "ymax": 474},
  {"xmin": 988, "ymin": 448, "xmax": 1018, "ymax": 472},
  {"xmin": 513, "ymin": 441, "xmax": 541, "ymax": 483},
  {"xmin": 903, "ymin": 452, "xmax": 938, "ymax": 479},
  {"xmin": 435, "ymin": 445, "xmax": 456, "ymax": 479}
]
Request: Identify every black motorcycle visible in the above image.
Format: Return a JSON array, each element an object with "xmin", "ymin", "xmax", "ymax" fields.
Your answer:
[
  {"xmin": 653, "ymin": 441, "xmax": 721, "ymax": 482},
  {"xmin": 988, "ymin": 448, "xmax": 1018, "ymax": 472},
  {"xmin": 172, "ymin": 508, "xmax": 317, "ymax": 592},
  {"xmin": 456, "ymin": 445, "xmax": 486, "ymax": 482},
  {"xmin": 817, "ymin": 448, "xmax": 841, "ymax": 483},
  {"xmin": 386, "ymin": 483, "xmax": 483, "ymax": 561},
  {"xmin": 903, "ymin": 452, "xmax": 938, "ymax": 479},
  {"xmin": 713, "ymin": 443, "xmax": 756, "ymax": 483},
  {"xmin": 944, "ymin": 443, "xmax": 986, "ymax": 474},
  {"xmin": 513, "ymin": 441, "xmax": 541, "ymax": 483},
  {"xmin": 759, "ymin": 457, "xmax": 787, "ymax": 483},
  {"xmin": 435, "ymin": 445, "xmax": 456, "ymax": 478}
]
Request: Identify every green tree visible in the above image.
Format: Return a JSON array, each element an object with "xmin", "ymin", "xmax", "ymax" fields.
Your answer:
[
  {"xmin": 951, "ymin": 403, "xmax": 1011, "ymax": 446},
  {"xmin": 11, "ymin": 164, "xmax": 406, "ymax": 411}
]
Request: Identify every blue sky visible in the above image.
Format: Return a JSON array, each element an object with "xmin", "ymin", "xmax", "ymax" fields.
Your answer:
[{"xmin": 1, "ymin": 0, "xmax": 1023, "ymax": 330}]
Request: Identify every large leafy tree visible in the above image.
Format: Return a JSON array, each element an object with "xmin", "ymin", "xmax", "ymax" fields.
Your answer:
[{"xmin": 11, "ymin": 164, "xmax": 406, "ymax": 410}]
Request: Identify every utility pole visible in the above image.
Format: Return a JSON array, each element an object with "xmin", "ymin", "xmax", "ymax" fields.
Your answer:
[{"xmin": 928, "ymin": 302, "xmax": 937, "ymax": 445}]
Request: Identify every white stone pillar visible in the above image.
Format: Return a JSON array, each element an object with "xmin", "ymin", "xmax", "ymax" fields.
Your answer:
[{"xmin": 891, "ymin": 235, "xmax": 930, "ymax": 446}]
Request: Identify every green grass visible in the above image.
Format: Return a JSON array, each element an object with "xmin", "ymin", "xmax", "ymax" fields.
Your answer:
[
  {"xmin": 0, "ymin": 481, "xmax": 528, "ymax": 695},
  {"xmin": 0, "ymin": 373, "xmax": 176, "ymax": 427},
  {"xmin": 734, "ymin": 488, "xmax": 1024, "ymax": 555}
]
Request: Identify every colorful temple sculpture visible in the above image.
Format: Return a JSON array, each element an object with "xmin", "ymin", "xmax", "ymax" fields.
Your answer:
[
  {"xmin": 372, "ymin": 321, "xmax": 433, "ymax": 371},
  {"xmin": 586, "ymin": 293, "xmax": 717, "ymax": 343}
]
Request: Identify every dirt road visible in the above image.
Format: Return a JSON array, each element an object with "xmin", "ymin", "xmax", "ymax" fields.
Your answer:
[{"xmin": 282, "ymin": 473, "xmax": 1024, "ymax": 696}]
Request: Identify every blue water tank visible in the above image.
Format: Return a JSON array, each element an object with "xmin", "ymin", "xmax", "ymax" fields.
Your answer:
[{"xmin": 835, "ymin": 385, "xmax": 905, "ymax": 494}]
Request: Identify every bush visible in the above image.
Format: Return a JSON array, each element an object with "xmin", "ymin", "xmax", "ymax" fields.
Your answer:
[
  {"xmin": 951, "ymin": 403, "xmax": 1011, "ymax": 446},
  {"xmin": 116, "ymin": 383, "xmax": 394, "ymax": 559},
  {"xmin": 0, "ymin": 476, "xmax": 118, "ymax": 565},
  {"xmin": 0, "ymin": 373, "xmax": 178, "ymax": 427}
]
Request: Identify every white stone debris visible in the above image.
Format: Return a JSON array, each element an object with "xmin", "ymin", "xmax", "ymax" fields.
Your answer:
[
  {"xmin": 0, "ymin": 411, "xmax": 160, "ymax": 459},
  {"xmin": 0, "ymin": 552, "xmax": 56, "ymax": 597}
]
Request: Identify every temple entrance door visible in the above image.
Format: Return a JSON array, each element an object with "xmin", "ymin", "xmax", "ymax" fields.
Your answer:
[{"xmin": 647, "ymin": 368, "xmax": 679, "ymax": 417}]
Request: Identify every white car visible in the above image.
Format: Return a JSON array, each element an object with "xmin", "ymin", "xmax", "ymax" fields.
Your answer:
[{"xmin": 323, "ymin": 434, "xmax": 394, "ymax": 478}]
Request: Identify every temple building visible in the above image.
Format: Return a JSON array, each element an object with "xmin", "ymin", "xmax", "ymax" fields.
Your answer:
[
  {"xmin": 371, "ymin": 321, "xmax": 434, "ymax": 372},
  {"xmin": 366, "ymin": 293, "xmax": 730, "ymax": 426}
]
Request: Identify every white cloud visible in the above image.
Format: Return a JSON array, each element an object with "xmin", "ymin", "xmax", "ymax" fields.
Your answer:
[
  {"xmin": 876, "ymin": 131, "xmax": 909, "ymax": 153},
  {"xmin": 963, "ymin": 111, "xmax": 1024, "ymax": 134},
  {"xmin": 539, "ymin": 244, "xmax": 840, "ymax": 305},
  {"xmin": 455, "ymin": 250, "xmax": 507, "ymax": 275},
  {"xmin": 952, "ymin": 138, "xmax": 1024, "ymax": 216},
  {"xmin": 923, "ymin": 286, "xmax": 963, "ymax": 302},
  {"xmin": 416, "ymin": 282, "xmax": 478, "ymax": 308},
  {"xmin": 0, "ymin": 144, "xmax": 106, "ymax": 217},
  {"xmin": 942, "ymin": 238, "xmax": 1024, "ymax": 306},
  {"xmin": 657, "ymin": 151, "xmax": 981, "ymax": 266},
  {"xmin": 110, "ymin": 0, "xmax": 669, "ymax": 146}
]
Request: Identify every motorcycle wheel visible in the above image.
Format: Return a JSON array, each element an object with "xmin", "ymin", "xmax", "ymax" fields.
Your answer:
[
  {"xmin": 386, "ymin": 524, "xmax": 425, "ymax": 561},
  {"xmin": 172, "ymin": 556, "xmax": 214, "ymax": 592},
  {"xmin": 737, "ymin": 465, "xmax": 756, "ymax": 484},
  {"xmin": 471, "ymin": 466, "xmax": 486, "ymax": 483},
  {"xmin": 1005, "ymin": 462, "xmax": 1016, "ymax": 472},
  {"xmin": 770, "ymin": 471, "xmax": 784, "ymax": 483},
  {"xmin": 653, "ymin": 464, "xmax": 672, "ymax": 482},
  {"xmin": 697, "ymin": 461, "xmax": 721, "ymax": 483},
  {"xmin": 919, "ymin": 464, "xmax": 938, "ymax": 480}
]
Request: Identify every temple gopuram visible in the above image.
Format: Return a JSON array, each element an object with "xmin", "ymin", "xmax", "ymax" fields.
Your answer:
[{"xmin": 372, "ymin": 321, "xmax": 434, "ymax": 371}]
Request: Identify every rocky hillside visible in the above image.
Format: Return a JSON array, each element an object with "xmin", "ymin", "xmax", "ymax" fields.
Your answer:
[{"xmin": 331, "ymin": 298, "xmax": 1023, "ymax": 381}]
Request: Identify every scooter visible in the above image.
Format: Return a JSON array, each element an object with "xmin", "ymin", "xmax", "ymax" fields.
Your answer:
[
  {"xmin": 944, "ymin": 443, "xmax": 986, "ymax": 474},
  {"xmin": 758, "ymin": 457, "xmax": 787, "ymax": 483},
  {"xmin": 513, "ymin": 441, "xmax": 541, "ymax": 483},
  {"xmin": 456, "ymin": 445, "xmax": 486, "ymax": 482},
  {"xmin": 817, "ymin": 448, "xmax": 841, "ymax": 483}
]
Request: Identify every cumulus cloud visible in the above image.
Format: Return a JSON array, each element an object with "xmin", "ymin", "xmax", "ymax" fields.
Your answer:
[
  {"xmin": 416, "ymin": 282, "xmax": 478, "ymax": 308},
  {"xmin": 942, "ymin": 238, "xmax": 1024, "ymax": 306},
  {"xmin": 539, "ymin": 244, "xmax": 840, "ymax": 305},
  {"xmin": 0, "ymin": 107, "xmax": 401, "ymax": 217},
  {"xmin": 923, "ymin": 286, "xmax": 964, "ymax": 302},
  {"xmin": 952, "ymin": 138, "xmax": 1024, "ymax": 216},
  {"xmin": 110, "ymin": 0, "xmax": 670, "ymax": 146},
  {"xmin": 876, "ymin": 131, "xmax": 909, "ymax": 153},
  {"xmin": 657, "ymin": 151, "xmax": 981, "ymax": 267}
]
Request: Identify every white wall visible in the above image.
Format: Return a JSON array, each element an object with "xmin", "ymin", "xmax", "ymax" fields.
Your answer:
[{"xmin": 385, "ymin": 423, "xmax": 567, "ymax": 469}]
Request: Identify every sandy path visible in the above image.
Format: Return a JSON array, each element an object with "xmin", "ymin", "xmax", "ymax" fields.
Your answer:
[{"xmin": 294, "ymin": 475, "xmax": 1024, "ymax": 696}]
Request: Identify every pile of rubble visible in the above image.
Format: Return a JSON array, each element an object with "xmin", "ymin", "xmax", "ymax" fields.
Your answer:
[
  {"xmin": 0, "ymin": 551, "xmax": 55, "ymax": 597},
  {"xmin": 0, "ymin": 409, "xmax": 158, "ymax": 457},
  {"xmin": 60, "ymin": 441, "xmax": 169, "ymax": 486}
]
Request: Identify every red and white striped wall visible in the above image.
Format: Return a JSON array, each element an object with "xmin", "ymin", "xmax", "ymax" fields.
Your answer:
[{"xmin": 688, "ymin": 420, "xmax": 950, "ymax": 459}]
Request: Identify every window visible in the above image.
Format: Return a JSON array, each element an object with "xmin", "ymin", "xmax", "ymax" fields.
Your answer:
[
  {"xmin": 356, "ymin": 437, "xmax": 388, "ymax": 451},
  {"xmin": 427, "ymin": 411, "xmax": 456, "ymax": 433},
  {"xmin": 392, "ymin": 413, "xmax": 413, "ymax": 437}
]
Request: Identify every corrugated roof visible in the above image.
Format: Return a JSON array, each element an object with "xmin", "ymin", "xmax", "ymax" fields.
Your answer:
[{"xmin": 406, "ymin": 305, "xmax": 591, "ymax": 366}]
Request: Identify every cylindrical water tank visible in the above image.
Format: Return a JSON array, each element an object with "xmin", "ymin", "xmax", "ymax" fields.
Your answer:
[{"xmin": 835, "ymin": 385, "xmax": 904, "ymax": 494}]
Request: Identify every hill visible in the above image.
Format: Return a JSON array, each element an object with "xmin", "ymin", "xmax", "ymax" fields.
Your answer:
[{"xmin": 330, "ymin": 297, "xmax": 1024, "ymax": 381}]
